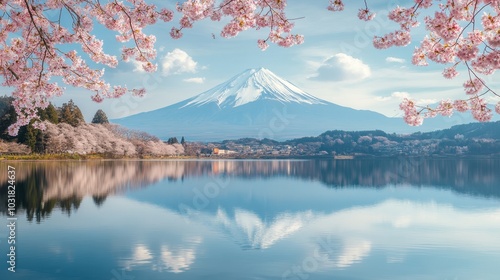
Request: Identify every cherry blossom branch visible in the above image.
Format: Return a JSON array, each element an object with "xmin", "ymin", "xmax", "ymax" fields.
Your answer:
[{"xmin": 3, "ymin": 0, "xmax": 500, "ymax": 136}]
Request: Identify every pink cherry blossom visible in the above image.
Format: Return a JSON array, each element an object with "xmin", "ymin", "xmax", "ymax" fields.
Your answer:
[
  {"xmin": 443, "ymin": 67, "xmax": 459, "ymax": 79},
  {"xmin": 463, "ymin": 78, "xmax": 484, "ymax": 95},
  {"xmin": 418, "ymin": 0, "xmax": 433, "ymax": 9},
  {"xmin": 358, "ymin": 9, "xmax": 375, "ymax": 21},
  {"xmin": 425, "ymin": 12, "xmax": 461, "ymax": 42},
  {"xmin": 456, "ymin": 43, "xmax": 479, "ymax": 61},
  {"xmin": 436, "ymin": 100, "xmax": 454, "ymax": 116},
  {"xmin": 258, "ymin": 39, "xmax": 269, "ymax": 50},
  {"xmin": 404, "ymin": 112, "xmax": 424, "ymax": 126},
  {"xmin": 471, "ymin": 52, "xmax": 499, "ymax": 75},
  {"xmin": 388, "ymin": 6, "xmax": 419, "ymax": 30},
  {"xmin": 399, "ymin": 98, "xmax": 424, "ymax": 126},
  {"xmin": 496, "ymin": 101, "xmax": 500, "ymax": 114},
  {"xmin": 470, "ymin": 97, "xmax": 492, "ymax": 122},
  {"xmin": 327, "ymin": 0, "xmax": 344, "ymax": 11},
  {"xmin": 3, "ymin": 0, "xmax": 500, "ymax": 134},
  {"xmin": 412, "ymin": 47, "xmax": 429, "ymax": 66},
  {"xmin": 170, "ymin": 27, "xmax": 183, "ymax": 39},
  {"xmin": 453, "ymin": 100, "xmax": 469, "ymax": 112}
]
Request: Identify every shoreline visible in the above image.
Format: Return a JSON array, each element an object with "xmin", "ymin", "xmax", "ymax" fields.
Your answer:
[{"xmin": 2, "ymin": 153, "xmax": 500, "ymax": 161}]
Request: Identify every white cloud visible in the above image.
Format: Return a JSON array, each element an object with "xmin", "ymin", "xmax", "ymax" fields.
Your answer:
[
  {"xmin": 386, "ymin": 57, "xmax": 406, "ymax": 63},
  {"xmin": 375, "ymin": 91, "xmax": 437, "ymax": 104},
  {"xmin": 311, "ymin": 200, "xmax": 500, "ymax": 255},
  {"xmin": 391, "ymin": 91, "xmax": 410, "ymax": 99},
  {"xmin": 162, "ymin": 48, "xmax": 198, "ymax": 76},
  {"xmin": 374, "ymin": 91, "xmax": 408, "ymax": 102},
  {"xmin": 334, "ymin": 240, "xmax": 372, "ymax": 268},
  {"xmin": 130, "ymin": 60, "xmax": 145, "ymax": 73},
  {"xmin": 183, "ymin": 77, "xmax": 205, "ymax": 84},
  {"xmin": 122, "ymin": 244, "xmax": 153, "ymax": 270},
  {"xmin": 160, "ymin": 245, "xmax": 197, "ymax": 273},
  {"xmin": 310, "ymin": 53, "xmax": 371, "ymax": 82}
]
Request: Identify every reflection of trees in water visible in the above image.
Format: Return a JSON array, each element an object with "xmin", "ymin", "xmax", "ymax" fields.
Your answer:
[
  {"xmin": 0, "ymin": 161, "xmax": 187, "ymax": 222},
  {"xmin": 92, "ymin": 194, "xmax": 107, "ymax": 207},
  {"xmin": 178, "ymin": 159, "xmax": 500, "ymax": 196},
  {"xmin": 0, "ymin": 165, "xmax": 83, "ymax": 223},
  {"xmin": 1, "ymin": 159, "xmax": 500, "ymax": 221}
]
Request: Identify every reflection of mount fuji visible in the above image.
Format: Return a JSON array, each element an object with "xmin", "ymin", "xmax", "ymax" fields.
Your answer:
[
  {"xmin": 1, "ymin": 159, "xmax": 500, "ymax": 222},
  {"xmin": 187, "ymin": 207, "xmax": 314, "ymax": 250}
]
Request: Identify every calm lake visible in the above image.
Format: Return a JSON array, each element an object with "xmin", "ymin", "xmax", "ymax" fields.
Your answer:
[{"xmin": 1, "ymin": 159, "xmax": 500, "ymax": 280}]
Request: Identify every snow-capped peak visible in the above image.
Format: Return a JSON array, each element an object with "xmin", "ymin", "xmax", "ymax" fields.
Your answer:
[{"xmin": 182, "ymin": 68, "xmax": 326, "ymax": 108}]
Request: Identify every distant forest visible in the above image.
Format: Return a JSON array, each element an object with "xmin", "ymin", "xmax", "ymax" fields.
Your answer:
[{"xmin": 208, "ymin": 121, "xmax": 500, "ymax": 157}]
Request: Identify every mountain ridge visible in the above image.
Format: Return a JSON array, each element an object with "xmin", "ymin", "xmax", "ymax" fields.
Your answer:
[{"xmin": 112, "ymin": 68, "xmax": 490, "ymax": 141}]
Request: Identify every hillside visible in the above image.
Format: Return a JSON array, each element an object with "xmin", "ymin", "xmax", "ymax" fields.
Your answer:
[
  {"xmin": 419, "ymin": 121, "xmax": 500, "ymax": 139},
  {"xmin": 191, "ymin": 121, "xmax": 500, "ymax": 157}
]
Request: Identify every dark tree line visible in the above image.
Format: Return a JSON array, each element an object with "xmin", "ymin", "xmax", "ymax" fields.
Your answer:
[
  {"xmin": 91, "ymin": 109, "xmax": 109, "ymax": 124},
  {"xmin": 166, "ymin": 136, "xmax": 186, "ymax": 145}
]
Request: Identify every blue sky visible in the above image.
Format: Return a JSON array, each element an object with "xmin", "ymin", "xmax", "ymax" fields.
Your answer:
[{"xmin": 16, "ymin": 1, "xmax": 499, "ymax": 122}]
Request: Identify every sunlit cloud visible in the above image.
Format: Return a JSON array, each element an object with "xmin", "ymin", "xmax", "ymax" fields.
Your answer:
[
  {"xmin": 160, "ymin": 245, "xmax": 197, "ymax": 273},
  {"xmin": 310, "ymin": 53, "xmax": 371, "ymax": 82},
  {"xmin": 311, "ymin": 200, "xmax": 500, "ymax": 252},
  {"xmin": 120, "ymin": 238, "xmax": 202, "ymax": 273},
  {"xmin": 386, "ymin": 57, "xmax": 406, "ymax": 63},
  {"xmin": 301, "ymin": 199, "xmax": 500, "ymax": 271},
  {"xmin": 375, "ymin": 91, "xmax": 437, "ymax": 105},
  {"xmin": 161, "ymin": 48, "xmax": 198, "ymax": 76},
  {"xmin": 122, "ymin": 244, "xmax": 153, "ymax": 270},
  {"xmin": 334, "ymin": 240, "xmax": 372, "ymax": 268},
  {"xmin": 183, "ymin": 77, "xmax": 205, "ymax": 84},
  {"xmin": 129, "ymin": 60, "xmax": 146, "ymax": 73}
]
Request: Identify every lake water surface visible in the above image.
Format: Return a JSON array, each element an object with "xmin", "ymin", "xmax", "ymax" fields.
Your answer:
[{"xmin": 1, "ymin": 159, "xmax": 500, "ymax": 280}]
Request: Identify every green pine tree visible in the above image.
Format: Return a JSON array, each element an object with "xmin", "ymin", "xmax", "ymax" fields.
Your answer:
[
  {"xmin": 167, "ymin": 137, "xmax": 179, "ymax": 144},
  {"xmin": 91, "ymin": 109, "xmax": 109, "ymax": 124},
  {"xmin": 44, "ymin": 103, "xmax": 59, "ymax": 124},
  {"xmin": 18, "ymin": 103, "xmax": 61, "ymax": 152},
  {"xmin": 59, "ymin": 99, "xmax": 85, "ymax": 126},
  {"xmin": 0, "ymin": 96, "xmax": 16, "ymax": 141},
  {"xmin": 37, "ymin": 103, "xmax": 58, "ymax": 123},
  {"xmin": 0, "ymin": 98, "xmax": 57, "ymax": 152},
  {"xmin": 17, "ymin": 121, "xmax": 38, "ymax": 151}
]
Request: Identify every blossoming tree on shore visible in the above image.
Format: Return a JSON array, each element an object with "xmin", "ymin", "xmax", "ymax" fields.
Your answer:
[{"xmin": 1, "ymin": 0, "xmax": 500, "ymax": 134}]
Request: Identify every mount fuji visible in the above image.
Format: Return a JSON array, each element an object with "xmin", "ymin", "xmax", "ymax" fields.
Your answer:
[{"xmin": 112, "ymin": 68, "xmax": 452, "ymax": 141}]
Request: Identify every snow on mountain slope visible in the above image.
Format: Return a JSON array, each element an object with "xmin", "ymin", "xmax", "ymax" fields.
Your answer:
[
  {"xmin": 182, "ymin": 68, "xmax": 325, "ymax": 108},
  {"xmin": 186, "ymin": 208, "xmax": 315, "ymax": 250},
  {"xmin": 112, "ymin": 67, "xmax": 473, "ymax": 141}
]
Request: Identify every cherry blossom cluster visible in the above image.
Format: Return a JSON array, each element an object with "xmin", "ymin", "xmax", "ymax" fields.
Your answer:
[
  {"xmin": 172, "ymin": 0, "xmax": 304, "ymax": 50},
  {"xmin": 371, "ymin": 5, "xmax": 419, "ymax": 49},
  {"xmin": 330, "ymin": 0, "xmax": 500, "ymax": 125},
  {"xmin": 1, "ymin": 0, "xmax": 309, "ymax": 136},
  {"xmin": 402, "ymin": 96, "xmax": 494, "ymax": 123},
  {"xmin": 1, "ymin": 0, "xmax": 175, "ymax": 135},
  {"xmin": 399, "ymin": 98, "xmax": 424, "ymax": 126},
  {"xmin": 4, "ymin": 0, "xmax": 500, "ymax": 136},
  {"xmin": 42, "ymin": 122, "xmax": 184, "ymax": 156}
]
